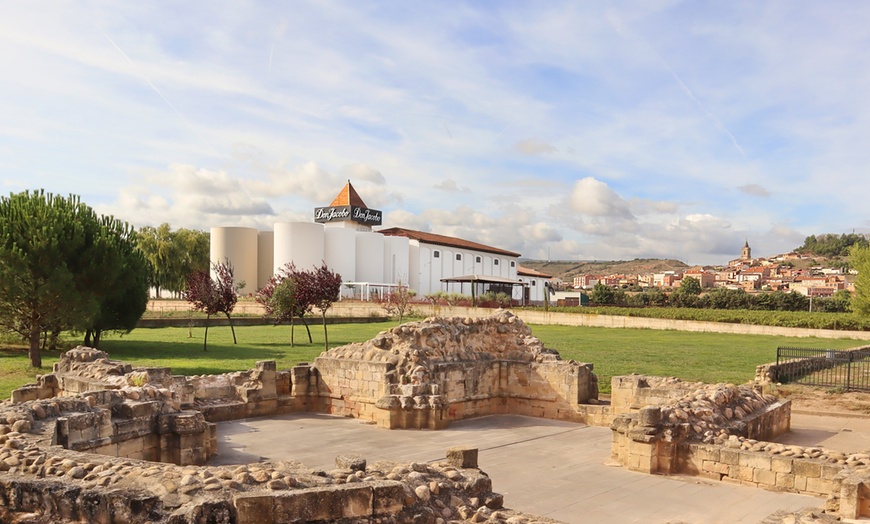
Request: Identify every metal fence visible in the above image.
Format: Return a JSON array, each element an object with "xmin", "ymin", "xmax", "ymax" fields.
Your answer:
[{"xmin": 775, "ymin": 347, "xmax": 870, "ymax": 391}]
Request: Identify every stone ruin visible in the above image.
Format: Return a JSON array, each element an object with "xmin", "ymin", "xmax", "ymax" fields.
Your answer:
[
  {"xmin": 0, "ymin": 311, "xmax": 596, "ymax": 523},
  {"xmin": 6, "ymin": 310, "xmax": 870, "ymax": 521},
  {"xmin": 607, "ymin": 374, "xmax": 870, "ymax": 519},
  {"xmin": 311, "ymin": 310, "xmax": 600, "ymax": 429}
]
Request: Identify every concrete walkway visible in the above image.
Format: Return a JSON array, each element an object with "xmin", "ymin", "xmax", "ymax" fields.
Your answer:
[{"xmin": 209, "ymin": 414, "xmax": 823, "ymax": 523}]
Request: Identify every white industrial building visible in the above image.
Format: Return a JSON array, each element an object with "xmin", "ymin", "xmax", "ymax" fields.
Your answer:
[{"xmin": 210, "ymin": 182, "xmax": 552, "ymax": 305}]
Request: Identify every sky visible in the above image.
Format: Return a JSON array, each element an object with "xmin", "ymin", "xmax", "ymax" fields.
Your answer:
[{"xmin": 3, "ymin": 1, "xmax": 870, "ymax": 266}]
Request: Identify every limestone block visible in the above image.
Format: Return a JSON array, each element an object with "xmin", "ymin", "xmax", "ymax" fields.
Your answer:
[
  {"xmin": 793, "ymin": 460, "xmax": 822, "ymax": 479},
  {"xmin": 371, "ymin": 481, "xmax": 405, "ymax": 515},
  {"xmin": 776, "ymin": 472, "xmax": 795, "ymax": 489},
  {"xmin": 336, "ymin": 454, "xmax": 366, "ymax": 472},
  {"xmin": 446, "ymin": 447, "xmax": 479, "ymax": 469},
  {"xmin": 235, "ymin": 495, "xmax": 275, "ymax": 523},
  {"xmin": 753, "ymin": 468, "xmax": 777, "ymax": 486},
  {"xmin": 771, "ymin": 456, "xmax": 793, "ymax": 473},
  {"xmin": 738, "ymin": 453, "xmax": 771, "ymax": 470},
  {"xmin": 806, "ymin": 477, "xmax": 834, "ymax": 496},
  {"xmin": 719, "ymin": 448, "xmax": 739, "ymax": 466},
  {"xmin": 274, "ymin": 485, "xmax": 373, "ymax": 521}
]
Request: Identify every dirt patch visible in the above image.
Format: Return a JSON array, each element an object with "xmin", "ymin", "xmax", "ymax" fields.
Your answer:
[{"xmin": 770, "ymin": 384, "xmax": 870, "ymax": 415}]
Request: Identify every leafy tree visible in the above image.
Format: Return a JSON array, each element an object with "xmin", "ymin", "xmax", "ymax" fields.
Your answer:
[
  {"xmin": 311, "ymin": 263, "xmax": 342, "ymax": 350},
  {"xmin": 256, "ymin": 263, "xmax": 314, "ymax": 345},
  {"xmin": 678, "ymin": 276, "xmax": 702, "ymax": 296},
  {"xmin": 590, "ymin": 282, "xmax": 615, "ymax": 305},
  {"xmin": 138, "ymin": 224, "xmax": 209, "ymax": 297},
  {"xmin": 182, "ymin": 260, "xmax": 239, "ymax": 351},
  {"xmin": 798, "ymin": 233, "xmax": 869, "ymax": 258},
  {"xmin": 0, "ymin": 191, "xmax": 148, "ymax": 367},
  {"xmin": 83, "ymin": 225, "xmax": 150, "ymax": 348},
  {"xmin": 851, "ymin": 244, "xmax": 870, "ymax": 316}
]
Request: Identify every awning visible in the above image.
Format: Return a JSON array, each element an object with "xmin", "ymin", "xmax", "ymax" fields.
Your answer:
[{"xmin": 439, "ymin": 274, "xmax": 523, "ymax": 285}]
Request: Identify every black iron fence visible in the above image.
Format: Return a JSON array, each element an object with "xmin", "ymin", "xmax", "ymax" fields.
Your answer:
[{"xmin": 774, "ymin": 347, "xmax": 870, "ymax": 391}]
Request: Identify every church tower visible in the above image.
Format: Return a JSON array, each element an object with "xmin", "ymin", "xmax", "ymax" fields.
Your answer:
[{"xmin": 741, "ymin": 240, "xmax": 752, "ymax": 261}]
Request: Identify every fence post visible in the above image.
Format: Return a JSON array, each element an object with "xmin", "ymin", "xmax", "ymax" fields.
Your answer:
[{"xmin": 846, "ymin": 351, "xmax": 853, "ymax": 392}]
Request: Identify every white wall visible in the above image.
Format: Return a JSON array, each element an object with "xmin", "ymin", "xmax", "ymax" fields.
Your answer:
[{"xmin": 355, "ymin": 231, "xmax": 385, "ymax": 283}]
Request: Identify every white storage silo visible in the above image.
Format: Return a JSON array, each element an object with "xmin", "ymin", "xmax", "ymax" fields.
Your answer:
[
  {"xmin": 257, "ymin": 231, "xmax": 274, "ymax": 291},
  {"xmin": 355, "ymin": 231, "xmax": 385, "ymax": 283},
  {"xmin": 210, "ymin": 226, "xmax": 258, "ymax": 296},
  {"xmin": 324, "ymin": 227, "xmax": 357, "ymax": 284},
  {"xmin": 273, "ymin": 222, "xmax": 325, "ymax": 274}
]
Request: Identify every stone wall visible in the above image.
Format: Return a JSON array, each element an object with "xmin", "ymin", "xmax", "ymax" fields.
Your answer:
[
  {"xmin": 310, "ymin": 310, "xmax": 600, "ymax": 429},
  {"xmin": 606, "ymin": 374, "xmax": 870, "ymax": 519}
]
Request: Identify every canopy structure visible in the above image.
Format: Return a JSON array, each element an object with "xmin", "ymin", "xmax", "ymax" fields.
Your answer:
[{"xmin": 439, "ymin": 274, "xmax": 525, "ymax": 306}]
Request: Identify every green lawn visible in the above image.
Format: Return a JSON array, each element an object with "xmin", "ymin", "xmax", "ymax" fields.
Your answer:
[{"xmin": 0, "ymin": 321, "xmax": 862, "ymax": 398}]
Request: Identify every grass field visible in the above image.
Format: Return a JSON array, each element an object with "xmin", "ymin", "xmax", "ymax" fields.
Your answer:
[{"xmin": 0, "ymin": 321, "xmax": 862, "ymax": 399}]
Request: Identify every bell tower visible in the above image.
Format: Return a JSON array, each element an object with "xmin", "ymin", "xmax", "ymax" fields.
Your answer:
[{"xmin": 741, "ymin": 240, "xmax": 751, "ymax": 261}]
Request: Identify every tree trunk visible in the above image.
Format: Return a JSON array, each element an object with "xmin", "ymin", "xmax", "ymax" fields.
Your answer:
[
  {"xmin": 93, "ymin": 329, "xmax": 102, "ymax": 348},
  {"xmin": 48, "ymin": 330, "xmax": 60, "ymax": 350},
  {"xmin": 203, "ymin": 314, "xmax": 210, "ymax": 351},
  {"xmin": 301, "ymin": 316, "xmax": 312, "ymax": 343},
  {"xmin": 290, "ymin": 316, "xmax": 295, "ymax": 347},
  {"xmin": 225, "ymin": 313, "xmax": 237, "ymax": 344},
  {"xmin": 322, "ymin": 312, "xmax": 328, "ymax": 350},
  {"xmin": 28, "ymin": 321, "xmax": 42, "ymax": 368},
  {"xmin": 84, "ymin": 330, "xmax": 93, "ymax": 347}
]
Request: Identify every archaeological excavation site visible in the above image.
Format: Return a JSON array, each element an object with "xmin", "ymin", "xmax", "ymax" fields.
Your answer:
[{"xmin": 2, "ymin": 310, "xmax": 870, "ymax": 523}]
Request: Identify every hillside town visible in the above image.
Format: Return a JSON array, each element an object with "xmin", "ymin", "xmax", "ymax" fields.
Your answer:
[{"xmin": 563, "ymin": 241, "xmax": 855, "ymax": 298}]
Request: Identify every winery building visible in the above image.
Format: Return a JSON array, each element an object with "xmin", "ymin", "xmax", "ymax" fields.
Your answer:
[{"xmin": 210, "ymin": 182, "xmax": 551, "ymax": 304}]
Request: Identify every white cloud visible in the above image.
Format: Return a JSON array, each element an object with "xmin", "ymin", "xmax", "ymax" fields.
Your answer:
[{"xmin": 568, "ymin": 177, "xmax": 634, "ymax": 219}]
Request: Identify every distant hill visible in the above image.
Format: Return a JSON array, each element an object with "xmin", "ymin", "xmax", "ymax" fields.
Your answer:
[{"xmin": 518, "ymin": 258, "xmax": 690, "ymax": 282}]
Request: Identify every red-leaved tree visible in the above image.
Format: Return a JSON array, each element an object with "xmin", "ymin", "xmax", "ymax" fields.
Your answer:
[
  {"xmin": 312, "ymin": 263, "xmax": 342, "ymax": 350},
  {"xmin": 257, "ymin": 263, "xmax": 313, "ymax": 346},
  {"xmin": 182, "ymin": 259, "xmax": 239, "ymax": 351}
]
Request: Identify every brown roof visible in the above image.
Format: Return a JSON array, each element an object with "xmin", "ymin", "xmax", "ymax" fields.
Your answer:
[
  {"xmin": 329, "ymin": 181, "xmax": 369, "ymax": 208},
  {"xmin": 378, "ymin": 227, "xmax": 521, "ymax": 258},
  {"xmin": 517, "ymin": 266, "xmax": 552, "ymax": 278}
]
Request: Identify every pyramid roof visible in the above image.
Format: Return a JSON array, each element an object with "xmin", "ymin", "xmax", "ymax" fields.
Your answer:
[{"xmin": 330, "ymin": 181, "xmax": 368, "ymax": 208}]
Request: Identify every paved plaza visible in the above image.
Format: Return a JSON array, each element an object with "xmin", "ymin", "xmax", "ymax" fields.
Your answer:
[{"xmin": 209, "ymin": 413, "xmax": 839, "ymax": 523}]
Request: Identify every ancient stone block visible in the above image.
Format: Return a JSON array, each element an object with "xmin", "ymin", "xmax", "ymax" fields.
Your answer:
[
  {"xmin": 234, "ymin": 494, "xmax": 275, "ymax": 523},
  {"xmin": 336, "ymin": 454, "xmax": 367, "ymax": 472},
  {"xmin": 793, "ymin": 460, "xmax": 822, "ymax": 479},
  {"xmin": 371, "ymin": 480, "xmax": 405, "ymax": 515},
  {"xmin": 446, "ymin": 447, "xmax": 478, "ymax": 469}
]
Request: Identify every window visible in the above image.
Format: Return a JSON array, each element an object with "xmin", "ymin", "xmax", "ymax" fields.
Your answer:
[
  {"xmin": 510, "ymin": 261, "xmax": 515, "ymax": 268},
  {"xmin": 476, "ymin": 256, "xmax": 481, "ymax": 263},
  {"xmin": 532, "ymin": 281, "xmax": 536, "ymax": 286},
  {"xmin": 456, "ymin": 254, "xmax": 462, "ymax": 261},
  {"xmin": 433, "ymin": 251, "xmax": 440, "ymax": 258},
  {"xmin": 494, "ymin": 259, "xmax": 499, "ymax": 266}
]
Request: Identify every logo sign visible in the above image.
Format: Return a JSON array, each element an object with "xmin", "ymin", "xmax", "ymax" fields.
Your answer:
[
  {"xmin": 314, "ymin": 206, "xmax": 351, "ymax": 223},
  {"xmin": 314, "ymin": 206, "xmax": 382, "ymax": 226},
  {"xmin": 351, "ymin": 206, "xmax": 382, "ymax": 226}
]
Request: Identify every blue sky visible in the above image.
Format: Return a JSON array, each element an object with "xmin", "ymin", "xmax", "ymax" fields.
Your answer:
[{"xmin": 3, "ymin": 1, "xmax": 870, "ymax": 265}]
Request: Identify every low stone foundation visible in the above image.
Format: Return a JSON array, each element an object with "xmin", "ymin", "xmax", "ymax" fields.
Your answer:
[{"xmin": 607, "ymin": 374, "xmax": 870, "ymax": 519}]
